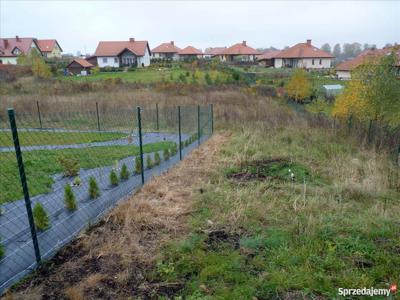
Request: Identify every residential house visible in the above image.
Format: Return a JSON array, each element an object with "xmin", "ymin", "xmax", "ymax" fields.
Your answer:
[
  {"xmin": 177, "ymin": 46, "xmax": 203, "ymax": 60},
  {"xmin": 0, "ymin": 36, "xmax": 41, "ymax": 64},
  {"xmin": 66, "ymin": 58, "xmax": 94, "ymax": 75},
  {"xmin": 203, "ymin": 47, "xmax": 227, "ymax": 59},
  {"xmin": 152, "ymin": 41, "xmax": 180, "ymax": 60},
  {"xmin": 94, "ymin": 38, "xmax": 151, "ymax": 68},
  {"xmin": 273, "ymin": 39, "xmax": 333, "ymax": 69},
  {"xmin": 257, "ymin": 50, "xmax": 281, "ymax": 67},
  {"xmin": 219, "ymin": 41, "xmax": 260, "ymax": 62},
  {"xmin": 36, "ymin": 39, "xmax": 63, "ymax": 58},
  {"xmin": 336, "ymin": 46, "xmax": 400, "ymax": 79}
]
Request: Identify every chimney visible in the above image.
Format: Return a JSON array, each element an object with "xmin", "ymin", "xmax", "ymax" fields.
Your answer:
[
  {"xmin": 4, "ymin": 39, "xmax": 9, "ymax": 48},
  {"xmin": 16, "ymin": 35, "xmax": 20, "ymax": 42},
  {"xmin": 171, "ymin": 41, "xmax": 174, "ymax": 46},
  {"xmin": 129, "ymin": 38, "xmax": 135, "ymax": 42},
  {"xmin": 242, "ymin": 41, "xmax": 247, "ymax": 46},
  {"xmin": 306, "ymin": 39, "xmax": 311, "ymax": 46}
]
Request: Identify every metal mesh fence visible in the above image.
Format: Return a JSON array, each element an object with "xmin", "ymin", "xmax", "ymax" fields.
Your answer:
[{"xmin": 0, "ymin": 102, "xmax": 213, "ymax": 292}]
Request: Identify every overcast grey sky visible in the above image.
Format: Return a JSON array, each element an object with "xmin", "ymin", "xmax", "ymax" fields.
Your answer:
[{"xmin": 1, "ymin": 0, "xmax": 399, "ymax": 54}]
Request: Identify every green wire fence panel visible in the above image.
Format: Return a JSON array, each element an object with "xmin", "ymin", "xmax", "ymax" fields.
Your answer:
[{"xmin": 0, "ymin": 102, "xmax": 213, "ymax": 293}]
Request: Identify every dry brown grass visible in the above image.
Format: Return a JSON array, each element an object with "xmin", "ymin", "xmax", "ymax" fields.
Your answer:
[{"xmin": 6, "ymin": 133, "xmax": 229, "ymax": 299}]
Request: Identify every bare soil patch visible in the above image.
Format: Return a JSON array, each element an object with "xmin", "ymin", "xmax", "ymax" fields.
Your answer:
[{"xmin": 4, "ymin": 133, "xmax": 229, "ymax": 300}]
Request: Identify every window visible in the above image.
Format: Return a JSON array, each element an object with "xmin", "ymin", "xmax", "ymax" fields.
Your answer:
[
  {"xmin": 102, "ymin": 57, "xmax": 108, "ymax": 63},
  {"xmin": 319, "ymin": 59, "xmax": 322, "ymax": 65},
  {"xmin": 114, "ymin": 57, "xmax": 118, "ymax": 63},
  {"xmin": 312, "ymin": 59, "xmax": 315, "ymax": 65}
]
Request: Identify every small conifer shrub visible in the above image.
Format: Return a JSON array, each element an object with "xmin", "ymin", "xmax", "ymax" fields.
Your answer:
[
  {"xmin": 135, "ymin": 157, "xmax": 142, "ymax": 174},
  {"xmin": 89, "ymin": 176, "xmax": 100, "ymax": 199},
  {"xmin": 120, "ymin": 163, "xmax": 129, "ymax": 180},
  {"xmin": 154, "ymin": 152, "xmax": 161, "ymax": 166},
  {"xmin": 110, "ymin": 169, "xmax": 119, "ymax": 186},
  {"xmin": 163, "ymin": 148, "xmax": 170, "ymax": 160},
  {"xmin": 33, "ymin": 202, "xmax": 50, "ymax": 230},
  {"xmin": 64, "ymin": 184, "xmax": 77, "ymax": 211},
  {"xmin": 146, "ymin": 155, "xmax": 153, "ymax": 169}
]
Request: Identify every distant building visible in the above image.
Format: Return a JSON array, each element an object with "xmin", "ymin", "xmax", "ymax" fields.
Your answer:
[
  {"xmin": 152, "ymin": 41, "xmax": 181, "ymax": 60},
  {"xmin": 219, "ymin": 41, "xmax": 260, "ymax": 62},
  {"xmin": 203, "ymin": 47, "xmax": 227, "ymax": 59},
  {"xmin": 66, "ymin": 58, "xmax": 94, "ymax": 75},
  {"xmin": 256, "ymin": 50, "xmax": 281, "ymax": 67},
  {"xmin": 273, "ymin": 39, "xmax": 333, "ymax": 69},
  {"xmin": 0, "ymin": 36, "xmax": 41, "ymax": 64},
  {"xmin": 335, "ymin": 46, "xmax": 400, "ymax": 79},
  {"xmin": 36, "ymin": 39, "xmax": 63, "ymax": 58},
  {"xmin": 177, "ymin": 46, "xmax": 203, "ymax": 60},
  {"xmin": 93, "ymin": 38, "xmax": 151, "ymax": 68}
]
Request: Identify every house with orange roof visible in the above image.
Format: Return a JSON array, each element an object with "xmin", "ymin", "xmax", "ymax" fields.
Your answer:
[
  {"xmin": 152, "ymin": 41, "xmax": 180, "ymax": 60},
  {"xmin": 177, "ymin": 46, "xmax": 203, "ymax": 60},
  {"xmin": 336, "ymin": 46, "xmax": 400, "ymax": 79},
  {"xmin": 203, "ymin": 47, "xmax": 227, "ymax": 59},
  {"xmin": 93, "ymin": 38, "xmax": 151, "ymax": 68},
  {"xmin": 37, "ymin": 39, "xmax": 63, "ymax": 58},
  {"xmin": 219, "ymin": 41, "xmax": 261, "ymax": 62},
  {"xmin": 0, "ymin": 36, "xmax": 42, "ymax": 64},
  {"xmin": 66, "ymin": 58, "xmax": 94, "ymax": 75},
  {"xmin": 257, "ymin": 50, "xmax": 281, "ymax": 67},
  {"xmin": 273, "ymin": 39, "xmax": 333, "ymax": 69}
]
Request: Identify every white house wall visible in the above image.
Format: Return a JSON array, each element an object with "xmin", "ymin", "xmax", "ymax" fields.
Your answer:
[
  {"xmin": 97, "ymin": 56, "xmax": 120, "ymax": 68},
  {"xmin": 137, "ymin": 47, "xmax": 151, "ymax": 67},
  {"xmin": 274, "ymin": 57, "xmax": 331, "ymax": 69},
  {"xmin": 274, "ymin": 58, "xmax": 283, "ymax": 68},
  {"xmin": 336, "ymin": 70, "xmax": 351, "ymax": 80},
  {"xmin": 0, "ymin": 57, "xmax": 18, "ymax": 64}
]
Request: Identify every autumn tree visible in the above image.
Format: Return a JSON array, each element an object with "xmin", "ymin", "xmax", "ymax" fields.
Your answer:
[
  {"xmin": 286, "ymin": 69, "xmax": 312, "ymax": 103},
  {"xmin": 17, "ymin": 48, "xmax": 51, "ymax": 79}
]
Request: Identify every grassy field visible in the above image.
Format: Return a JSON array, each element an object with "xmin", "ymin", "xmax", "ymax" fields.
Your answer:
[
  {"xmin": 154, "ymin": 124, "xmax": 400, "ymax": 298},
  {"xmin": 0, "ymin": 141, "xmax": 174, "ymax": 204},
  {"xmin": 0, "ymin": 131, "xmax": 126, "ymax": 147}
]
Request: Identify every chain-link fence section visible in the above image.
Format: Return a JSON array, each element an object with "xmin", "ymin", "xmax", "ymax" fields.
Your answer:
[{"xmin": 0, "ymin": 102, "xmax": 213, "ymax": 293}]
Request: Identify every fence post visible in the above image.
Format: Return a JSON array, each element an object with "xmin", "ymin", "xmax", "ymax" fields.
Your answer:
[
  {"xmin": 210, "ymin": 104, "xmax": 214, "ymax": 135},
  {"xmin": 8, "ymin": 108, "xmax": 42, "ymax": 265},
  {"xmin": 137, "ymin": 107, "xmax": 145, "ymax": 185},
  {"xmin": 156, "ymin": 103, "xmax": 159, "ymax": 131},
  {"xmin": 197, "ymin": 105, "xmax": 201, "ymax": 146},
  {"xmin": 96, "ymin": 102, "xmax": 100, "ymax": 131},
  {"xmin": 36, "ymin": 101, "xmax": 42, "ymax": 129},
  {"xmin": 178, "ymin": 106, "xmax": 182, "ymax": 160}
]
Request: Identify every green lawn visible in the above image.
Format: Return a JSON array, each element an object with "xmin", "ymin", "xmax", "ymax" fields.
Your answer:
[
  {"xmin": 0, "ymin": 141, "xmax": 174, "ymax": 204},
  {"xmin": 154, "ymin": 125, "xmax": 400, "ymax": 299},
  {"xmin": 0, "ymin": 131, "xmax": 126, "ymax": 147}
]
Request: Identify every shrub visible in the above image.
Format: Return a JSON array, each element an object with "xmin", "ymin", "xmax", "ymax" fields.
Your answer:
[
  {"xmin": 135, "ymin": 157, "xmax": 142, "ymax": 174},
  {"xmin": 64, "ymin": 184, "xmax": 77, "ymax": 211},
  {"xmin": 146, "ymin": 155, "xmax": 153, "ymax": 169},
  {"xmin": 120, "ymin": 163, "xmax": 130, "ymax": 180},
  {"xmin": 205, "ymin": 72, "xmax": 213, "ymax": 85},
  {"xmin": 57, "ymin": 156, "xmax": 79, "ymax": 177},
  {"xmin": 88, "ymin": 176, "xmax": 100, "ymax": 199},
  {"xmin": 33, "ymin": 202, "xmax": 50, "ymax": 231},
  {"xmin": 73, "ymin": 176, "xmax": 82, "ymax": 186},
  {"xmin": 91, "ymin": 66, "xmax": 100, "ymax": 75},
  {"xmin": 163, "ymin": 148, "xmax": 170, "ymax": 160},
  {"xmin": 154, "ymin": 152, "xmax": 161, "ymax": 166},
  {"xmin": 110, "ymin": 169, "xmax": 119, "ymax": 186},
  {"xmin": 171, "ymin": 143, "xmax": 178, "ymax": 155}
]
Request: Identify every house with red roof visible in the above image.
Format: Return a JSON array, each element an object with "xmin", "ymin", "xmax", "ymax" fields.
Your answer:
[
  {"xmin": 219, "ymin": 41, "xmax": 261, "ymax": 62},
  {"xmin": 273, "ymin": 39, "xmax": 333, "ymax": 69},
  {"xmin": 93, "ymin": 38, "xmax": 151, "ymax": 68},
  {"xmin": 177, "ymin": 46, "xmax": 203, "ymax": 60},
  {"xmin": 0, "ymin": 36, "xmax": 42, "ymax": 64},
  {"xmin": 36, "ymin": 39, "xmax": 63, "ymax": 58},
  {"xmin": 152, "ymin": 41, "xmax": 181, "ymax": 60},
  {"xmin": 203, "ymin": 47, "xmax": 227, "ymax": 59},
  {"xmin": 66, "ymin": 58, "xmax": 94, "ymax": 75},
  {"xmin": 335, "ymin": 46, "xmax": 400, "ymax": 79},
  {"xmin": 257, "ymin": 50, "xmax": 281, "ymax": 67}
]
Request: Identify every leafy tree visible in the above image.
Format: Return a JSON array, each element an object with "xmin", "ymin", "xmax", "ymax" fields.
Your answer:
[
  {"xmin": 110, "ymin": 169, "xmax": 119, "ymax": 186},
  {"xmin": 33, "ymin": 202, "xmax": 50, "ymax": 230},
  {"xmin": 321, "ymin": 43, "xmax": 331, "ymax": 53},
  {"xmin": 17, "ymin": 48, "xmax": 51, "ymax": 79},
  {"xmin": 64, "ymin": 184, "xmax": 77, "ymax": 211},
  {"xmin": 89, "ymin": 176, "xmax": 100, "ymax": 199},
  {"xmin": 285, "ymin": 69, "xmax": 312, "ymax": 103},
  {"xmin": 333, "ymin": 43, "xmax": 341, "ymax": 58},
  {"xmin": 120, "ymin": 163, "xmax": 130, "ymax": 180}
]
